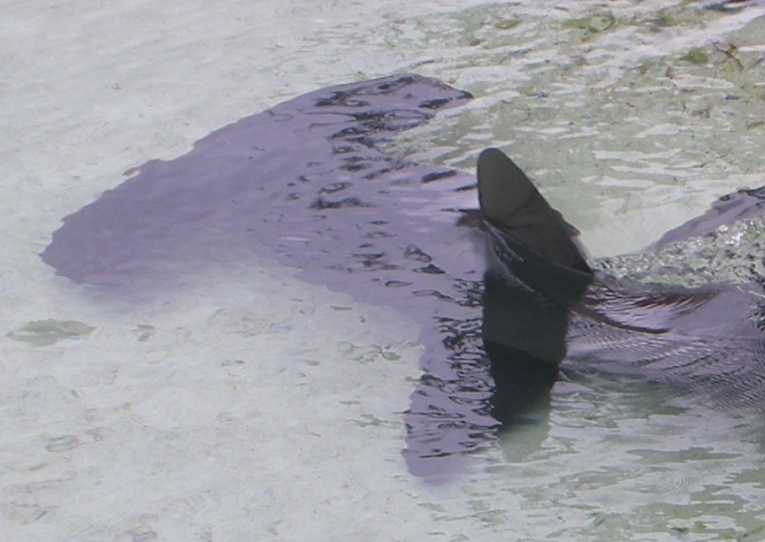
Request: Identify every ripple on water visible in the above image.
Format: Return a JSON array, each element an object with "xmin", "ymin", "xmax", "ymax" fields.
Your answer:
[{"xmin": 387, "ymin": 3, "xmax": 765, "ymax": 256}]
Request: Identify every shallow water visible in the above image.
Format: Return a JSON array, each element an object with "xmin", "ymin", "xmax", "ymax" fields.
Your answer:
[{"xmin": 4, "ymin": 1, "xmax": 765, "ymax": 541}]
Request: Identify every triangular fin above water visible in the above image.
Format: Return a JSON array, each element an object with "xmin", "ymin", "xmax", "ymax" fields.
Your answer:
[{"xmin": 477, "ymin": 148, "xmax": 592, "ymax": 276}]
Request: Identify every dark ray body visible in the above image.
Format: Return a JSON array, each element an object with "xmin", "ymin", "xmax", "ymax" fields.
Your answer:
[
  {"xmin": 476, "ymin": 148, "xmax": 765, "ymax": 410},
  {"xmin": 42, "ymin": 75, "xmax": 503, "ymax": 480},
  {"xmin": 42, "ymin": 75, "xmax": 765, "ymax": 482}
]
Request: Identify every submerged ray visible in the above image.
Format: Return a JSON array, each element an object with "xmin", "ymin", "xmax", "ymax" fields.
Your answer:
[
  {"xmin": 42, "ymin": 75, "xmax": 505, "ymax": 481},
  {"xmin": 41, "ymin": 76, "xmax": 765, "ymax": 482}
]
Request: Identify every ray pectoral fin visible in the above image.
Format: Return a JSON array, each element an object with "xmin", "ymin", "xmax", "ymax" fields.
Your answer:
[{"xmin": 477, "ymin": 148, "xmax": 591, "ymax": 276}]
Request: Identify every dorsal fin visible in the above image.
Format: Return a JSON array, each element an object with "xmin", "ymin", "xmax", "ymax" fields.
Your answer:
[{"xmin": 477, "ymin": 148, "xmax": 592, "ymax": 275}]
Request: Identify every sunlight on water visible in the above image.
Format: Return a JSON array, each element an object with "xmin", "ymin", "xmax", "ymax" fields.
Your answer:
[{"xmin": 3, "ymin": 1, "xmax": 765, "ymax": 541}]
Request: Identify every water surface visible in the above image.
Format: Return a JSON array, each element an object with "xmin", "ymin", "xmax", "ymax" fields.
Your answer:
[{"xmin": 4, "ymin": 1, "xmax": 765, "ymax": 541}]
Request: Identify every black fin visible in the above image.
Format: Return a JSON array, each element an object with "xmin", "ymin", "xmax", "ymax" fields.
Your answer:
[{"xmin": 477, "ymin": 148, "xmax": 592, "ymax": 275}]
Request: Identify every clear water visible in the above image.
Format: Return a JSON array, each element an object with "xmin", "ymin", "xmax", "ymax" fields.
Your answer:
[{"xmin": 4, "ymin": 1, "xmax": 765, "ymax": 540}]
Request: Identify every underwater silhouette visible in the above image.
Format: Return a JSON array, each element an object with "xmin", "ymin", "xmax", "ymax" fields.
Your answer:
[{"xmin": 42, "ymin": 75, "xmax": 765, "ymax": 481}]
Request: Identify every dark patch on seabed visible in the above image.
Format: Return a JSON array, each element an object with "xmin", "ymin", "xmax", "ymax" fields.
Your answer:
[{"xmin": 43, "ymin": 74, "xmax": 511, "ymax": 480}]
